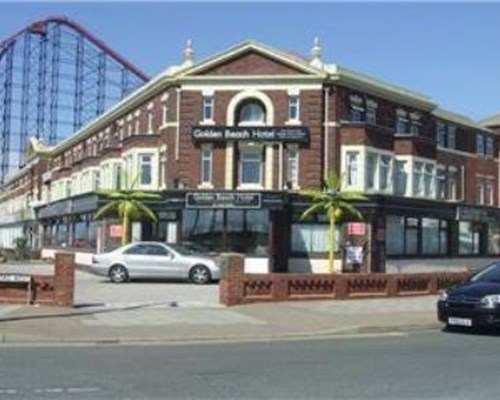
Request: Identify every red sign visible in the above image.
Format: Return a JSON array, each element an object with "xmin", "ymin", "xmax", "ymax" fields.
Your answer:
[
  {"xmin": 347, "ymin": 223, "xmax": 366, "ymax": 236},
  {"xmin": 109, "ymin": 225, "xmax": 123, "ymax": 238}
]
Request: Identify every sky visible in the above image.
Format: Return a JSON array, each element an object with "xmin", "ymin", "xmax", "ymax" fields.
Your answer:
[{"xmin": 1, "ymin": 2, "xmax": 500, "ymax": 120}]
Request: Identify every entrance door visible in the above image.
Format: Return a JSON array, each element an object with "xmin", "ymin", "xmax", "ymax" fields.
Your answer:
[{"xmin": 269, "ymin": 210, "xmax": 289, "ymax": 272}]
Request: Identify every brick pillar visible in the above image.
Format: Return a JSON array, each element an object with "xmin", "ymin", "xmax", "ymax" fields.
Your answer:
[
  {"xmin": 53, "ymin": 252, "xmax": 75, "ymax": 307},
  {"xmin": 219, "ymin": 255, "xmax": 245, "ymax": 306}
]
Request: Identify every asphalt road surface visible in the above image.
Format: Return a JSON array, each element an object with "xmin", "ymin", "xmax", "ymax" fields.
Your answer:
[{"xmin": 0, "ymin": 329, "xmax": 499, "ymax": 399}]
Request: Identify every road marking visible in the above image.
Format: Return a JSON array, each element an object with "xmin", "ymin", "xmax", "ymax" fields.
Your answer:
[
  {"xmin": 0, "ymin": 389, "xmax": 18, "ymax": 394},
  {"xmin": 67, "ymin": 387, "xmax": 101, "ymax": 393}
]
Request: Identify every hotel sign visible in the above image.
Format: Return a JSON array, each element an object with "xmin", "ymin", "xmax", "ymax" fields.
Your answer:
[
  {"xmin": 186, "ymin": 192, "xmax": 262, "ymax": 209},
  {"xmin": 192, "ymin": 126, "xmax": 309, "ymax": 143}
]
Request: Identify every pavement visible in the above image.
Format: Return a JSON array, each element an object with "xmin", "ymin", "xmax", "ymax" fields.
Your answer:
[{"xmin": 0, "ymin": 264, "xmax": 443, "ymax": 345}]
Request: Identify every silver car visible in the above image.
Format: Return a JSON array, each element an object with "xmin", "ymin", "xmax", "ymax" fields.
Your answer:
[{"xmin": 91, "ymin": 242, "xmax": 221, "ymax": 284}]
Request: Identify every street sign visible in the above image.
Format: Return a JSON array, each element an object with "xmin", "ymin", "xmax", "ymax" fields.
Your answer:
[{"xmin": 0, "ymin": 274, "xmax": 31, "ymax": 283}]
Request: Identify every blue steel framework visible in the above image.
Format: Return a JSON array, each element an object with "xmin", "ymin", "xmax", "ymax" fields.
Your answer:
[{"xmin": 0, "ymin": 16, "xmax": 150, "ymax": 183}]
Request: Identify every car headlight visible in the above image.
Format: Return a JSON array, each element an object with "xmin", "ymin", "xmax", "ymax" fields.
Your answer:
[
  {"xmin": 480, "ymin": 295, "xmax": 500, "ymax": 309},
  {"xmin": 439, "ymin": 292, "xmax": 448, "ymax": 301}
]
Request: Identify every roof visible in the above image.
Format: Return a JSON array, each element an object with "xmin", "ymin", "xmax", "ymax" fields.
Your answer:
[
  {"xmin": 433, "ymin": 108, "xmax": 496, "ymax": 133},
  {"xmin": 479, "ymin": 113, "xmax": 500, "ymax": 128},
  {"xmin": 22, "ymin": 39, "xmax": 494, "ymax": 159}
]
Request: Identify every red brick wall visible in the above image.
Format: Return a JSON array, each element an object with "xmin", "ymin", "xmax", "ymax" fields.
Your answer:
[{"xmin": 196, "ymin": 51, "xmax": 304, "ymax": 76}]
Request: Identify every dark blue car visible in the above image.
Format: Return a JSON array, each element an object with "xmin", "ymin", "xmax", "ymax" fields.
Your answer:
[{"xmin": 438, "ymin": 262, "xmax": 500, "ymax": 330}]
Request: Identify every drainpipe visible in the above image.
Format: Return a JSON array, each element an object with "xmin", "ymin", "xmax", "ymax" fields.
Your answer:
[{"xmin": 323, "ymin": 87, "xmax": 329, "ymax": 180}]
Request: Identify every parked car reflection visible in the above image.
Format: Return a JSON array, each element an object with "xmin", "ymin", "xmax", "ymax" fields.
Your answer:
[{"xmin": 91, "ymin": 242, "xmax": 221, "ymax": 284}]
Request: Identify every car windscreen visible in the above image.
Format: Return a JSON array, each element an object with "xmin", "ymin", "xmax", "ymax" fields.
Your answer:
[{"xmin": 470, "ymin": 262, "xmax": 500, "ymax": 283}]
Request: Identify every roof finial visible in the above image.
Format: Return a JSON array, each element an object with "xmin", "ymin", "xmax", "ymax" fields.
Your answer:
[
  {"xmin": 310, "ymin": 36, "xmax": 323, "ymax": 69},
  {"xmin": 183, "ymin": 39, "xmax": 194, "ymax": 67}
]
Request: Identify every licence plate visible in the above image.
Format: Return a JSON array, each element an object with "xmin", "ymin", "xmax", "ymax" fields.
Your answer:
[{"xmin": 448, "ymin": 317, "xmax": 472, "ymax": 327}]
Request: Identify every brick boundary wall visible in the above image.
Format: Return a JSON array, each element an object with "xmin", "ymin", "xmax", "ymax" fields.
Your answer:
[
  {"xmin": 219, "ymin": 255, "xmax": 471, "ymax": 306},
  {"xmin": 0, "ymin": 253, "xmax": 75, "ymax": 307}
]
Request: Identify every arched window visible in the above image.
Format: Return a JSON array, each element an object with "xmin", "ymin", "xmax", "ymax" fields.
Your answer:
[{"xmin": 236, "ymin": 100, "xmax": 266, "ymax": 126}]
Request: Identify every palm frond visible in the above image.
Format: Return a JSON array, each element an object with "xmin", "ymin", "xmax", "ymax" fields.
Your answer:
[
  {"xmin": 133, "ymin": 201, "xmax": 158, "ymax": 222},
  {"xmin": 95, "ymin": 200, "xmax": 121, "ymax": 219},
  {"xmin": 339, "ymin": 191, "xmax": 368, "ymax": 201},
  {"xmin": 131, "ymin": 191, "xmax": 162, "ymax": 200},
  {"xmin": 339, "ymin": 202, "xmax": 364, "ymax": 221},
  {"xmin": 300, "ymin": 202, "xmax": 325, "ymax": 220}
]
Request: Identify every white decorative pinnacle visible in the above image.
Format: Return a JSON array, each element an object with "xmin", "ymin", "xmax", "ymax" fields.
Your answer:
[
  {"xmin": 310, "ymin": 36, "xmax": 323, "ymax": 69},
  {"xmin": 183, "ymin": 39, "xmax": 194, "ymax": 67}
]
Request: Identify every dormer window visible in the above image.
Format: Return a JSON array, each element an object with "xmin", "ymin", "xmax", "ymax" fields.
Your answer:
[
  {"xmin": 410, "ymin": 112, "xmax": 421, "ymax": 135},
  {"xmin": 396, "ymin": 109, "xmax": 409, "ymax": 134},
  {"xmin": 349, "ymin": 95, "xmax": 364, "ymax": 122},
  {"xmin": 236, "ymin": 100, "xmax": 266, "ymax": 126},
  {"xmin": 366, "ymin": 99, "xmax": 378, "ymax": 125}
]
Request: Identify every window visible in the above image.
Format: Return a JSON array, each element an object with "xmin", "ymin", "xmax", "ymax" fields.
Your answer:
[
  {"xmin": 113, "ymin": 164, "xmax": 122, "ymax": 190},
  {"xmin": 240, "ymin": 149, "xmax": 262, "ymax": 185},
  {"xmin": 448, "ymin": 125, "xmax": 456, "ymax": 149},
  {"xmin": 350, "ymin": 95, "xmax": 364, "ymax": 122},
  {"xmin": 237, "ymin": 100, "xmax": 266, "ymax": 125},
  {"xmin": 366, "ymin": 153, "xmax": 377, "ymax": 189},
  {"xmin": 288, "ymin": 96, "xmax": 300, "ymax": 121},
  {"xmin": 436, "ymin": 168, "xmax": 447, "ymax": 200},
  {"xmin": 65, "ymin": 181, "xmax": 71, "ymax": 198},
  {"xmin": 366, "ymin": 99, "xmax": 377, "ymax": 125},
  {"xmin": 92, "ymin": 170, "xmax": 100, "ymax": 191},
  {"xmin": 287, "ymin": 145, "xmax": 299, "ymax": 188},
  {"xmin": 413, "ymin": 162, "xmax": 424, "ymax": 196},
  {"xmin": 394, "ymin": 160, "xmax": 407, "ymax": 196},
  {"xmin": 124, "ymin": 244, "xmax": 169, "ymax": 256},
  {"xmin": 477, "ymin": 134, "xmax": 485, "ymax": 156},
  {"xmin": 437, "ymin": 122, "xmax": 447, "ymax": 147},
  {"xmin": 162, "ymin": 103, "xmax": 169, "ymax": 125},
  {"xmin": 201, "ymin": 145, "xmax": 212, "ymax": 184},
  {"xmin": 423, "ymin": 164, "xmax": 434, "ymax": 197},
  {"xmin": 476, "ymin": 179, "xmax": 485, "ymax": 205},
  {"xmin": 147, "ymin": 111, "xmax": 154, "ymax": 133},
  {"xmin": 345, "ymin": 151, "xmax": 359, "ymax": 187},
  {"xmin": 409, "ymin": 112, "xmax": 421, "ymax": 136},
  {"xmin": 291, "ymin": 224, "xmax": 338, "ymax": 254},
  {"xmin": 488, "ymin": 222, "xmax": 500, "ymax": 255},
  {"xmin": 379, "ymin": 155, "xmax": 391, "ymax": 191},
  {"xmin": 396, "ymin": 109, "xmax": 408, "ymax": 134},
  {"xmin": 448, "ymin": 167, "xmax": 458, "ymax": 200},
  {"xmin": 486, "ymin": 137, "xmax": 494, "ymax": 157},
  {"xmin": 459, "ymin": 221, "xmax": 481, "ymax": 255},
  {"xmin": 203, "ymin": 96, "xmax": 214, "ymax": 121},
  {"xmin": 139, "ymin": 154, "xmax": 153, "ymax": 185},
  {"xmin": 387, "ymin": 216, "xmax": 449, "ymax": 256},
  {"xmin": 485, "ymin": 180, "xmax": 494, "ymax": 206}
]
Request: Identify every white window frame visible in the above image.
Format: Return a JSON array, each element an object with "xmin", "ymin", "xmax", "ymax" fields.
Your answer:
[
  {"xmin": 238, "ymin": 145, "xmax": 263, "ymax": 189},
  {"xmin": 286, "ymin": 145, "xmax": 300, "ymax": 189},
  {"xmin": 200, "ymin": 144, "xmax": 213, "ymax": 186},
  {"xmin": 138, "ymin": 153, "xmax": 154, "ymax": 186},
  {"xmin": 345, "ymin": 151, "xmax": 360, "ymax": 188},
  {"xmin": 202, "ymin": 96, "xmax": 214, "ymax": 123},
  {"xmin": 288, "ymin": 95, "xmax": 300, "ymax": 123}
]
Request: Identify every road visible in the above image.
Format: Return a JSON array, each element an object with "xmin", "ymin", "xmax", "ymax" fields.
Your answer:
[{"xmin": 0, "ymin": 330, "xmax": 499, "ymax": 399}]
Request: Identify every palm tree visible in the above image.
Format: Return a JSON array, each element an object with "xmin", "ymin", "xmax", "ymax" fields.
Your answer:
[
  {"xmin": 95, "ymin": 173, "xmax": 161, "ymax": 246},
  {"xmin": 301, "ymin": 172, "xmax": 367, "ymax": 273}
]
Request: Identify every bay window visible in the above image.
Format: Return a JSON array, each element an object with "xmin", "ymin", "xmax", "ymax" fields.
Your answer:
[
  {"xmin": 379, "ymin": 155, "xmax": 391, "ymax": 192},
  {"xmin": 139, "ymin": 153, "xmax": 153, "ymax": 185},
  {"xmin": 366, "ymin": 153, "xmax": 377, "ymax": 190},
  {"xmin": 345, "ymin": 151, "xmax": 359, "ymax": 187},
  {"xmin": 413, "ymin": 162, "xmax": 424, "ymax": 196},
  {"xmin": 423, "ymin": 164, "xmax": 434, "ymax": 197},
  {"xmin": 394, "ymin": 160, "xmax": 407, "ymax": 196}
]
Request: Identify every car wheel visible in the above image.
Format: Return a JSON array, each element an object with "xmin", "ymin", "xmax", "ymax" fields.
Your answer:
[
  {"xmin": 189, "ymin": 265, "xmax": 211, "ymax": 285},
  {"xmin": 109, "ymin": 265, "xmax": 129, "ymax": 283}
]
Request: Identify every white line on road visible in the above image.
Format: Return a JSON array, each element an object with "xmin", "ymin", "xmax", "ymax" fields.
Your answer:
[{"xmin": 67, "ymin": 387, "xmax": 101, "ymax": 393}]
